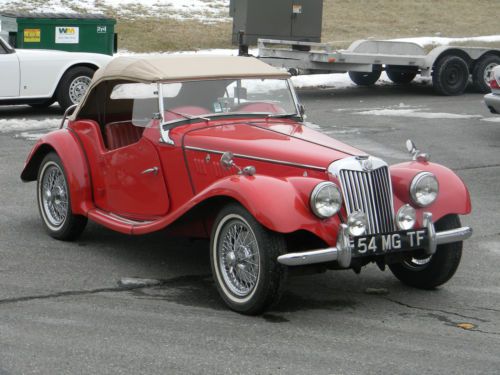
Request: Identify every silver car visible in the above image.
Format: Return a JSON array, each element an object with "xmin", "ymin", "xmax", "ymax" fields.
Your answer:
[{"xmin": 484, "ymin": 65, "xmax": 500, "ymax": 114}]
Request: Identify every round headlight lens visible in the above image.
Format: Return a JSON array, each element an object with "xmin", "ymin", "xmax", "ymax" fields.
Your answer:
[
  {"xmin": 396, "ymin": 204, "xmax": 416, "ymax": 230},
  {"xmin": 310, "ymin": 182, "xmax": 342, "ymax": 219},
  {"xmin": 410, "ymin": 172, "xmax": 439, "ymax": 207}
]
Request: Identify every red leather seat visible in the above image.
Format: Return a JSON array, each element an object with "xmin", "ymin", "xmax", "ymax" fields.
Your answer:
[{"xmin": 105, "ymin": 122, "xmax": 144, "ymax": 150}]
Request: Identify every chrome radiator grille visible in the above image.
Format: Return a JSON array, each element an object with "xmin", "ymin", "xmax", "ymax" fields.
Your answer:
[{"xmin": 338, "ymin": 166, "xmax": 396, "ymax": 235}]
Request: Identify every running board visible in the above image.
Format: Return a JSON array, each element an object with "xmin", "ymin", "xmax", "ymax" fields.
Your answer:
[{"xmin": 87, "ymin": 209, "xmax": 156, "ymax": 235}]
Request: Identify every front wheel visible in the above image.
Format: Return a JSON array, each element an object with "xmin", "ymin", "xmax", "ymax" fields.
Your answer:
[
  {"xmin": 210, "ymin": 203, "xmax": 287, "ymax": 315},
  {"xmin": 37, "ymin": 152, "xmax": 87, "ymax": 240},
  {"xmin": 389, "ymin": 214, "xmax": 462, "ymax": 289},
  {"xmin": 56, "ymin": 66, "xmax": 94, "ymax": 110}
]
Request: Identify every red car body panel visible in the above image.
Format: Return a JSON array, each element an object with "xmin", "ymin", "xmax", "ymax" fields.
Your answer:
[
  {"xmin": 21, "ymin": 128, "xmax": 94, "ymax": 215},
  {"xmin": 21, "ymin": 116, "xmax": 471, "ymax": 245}
]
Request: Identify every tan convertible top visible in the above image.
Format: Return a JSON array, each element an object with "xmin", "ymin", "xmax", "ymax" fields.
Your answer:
[
  {"xmin": 91, "ymin": 54, "xmax": 289, "ymax": 83},
  {"xmin": 71, "ymin": 54, "xmax": 289, "ymax": 119}
]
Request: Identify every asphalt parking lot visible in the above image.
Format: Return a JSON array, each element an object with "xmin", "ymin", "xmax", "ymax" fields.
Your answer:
[{"xmin": 1, "ymin": 81, "xmax": 499, "ymax": 374}]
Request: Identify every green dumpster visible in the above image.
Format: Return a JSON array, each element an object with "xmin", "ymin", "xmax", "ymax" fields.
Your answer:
[{"xmin": 0, "ymin": 12, "xmax": 116, "ymax": 55}]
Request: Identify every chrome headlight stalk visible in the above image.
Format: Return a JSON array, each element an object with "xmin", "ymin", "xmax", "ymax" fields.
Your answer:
[
  {"xmin": 410, "ymin": 172, "xmax": 439, "ymax": 207},
  {"xmin": 310, "ymin": 181, "xmax": 342, "ymax": 219},
  {"xmin": 396, "ymin": 204, "xmax": 416, "ymax": 230}
]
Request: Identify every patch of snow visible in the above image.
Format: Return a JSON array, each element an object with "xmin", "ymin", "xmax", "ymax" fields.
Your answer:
[
  {"xmin": 391, "ymin": 35, "xmax": 500, "ymax": 47},
  {"xmin": 0, "ymin": 118, "xmax": 59, "ymax": 132},
  {"xmin": 356, "ymin": 108, "xmax": 482, "ymax": 120},
  {"xmin": 0, "ymin": 118, "xmax": 59, "ymax": 141},
  {"xmin": 0, "ymin": 0, "xmax": 230, "ymax": 23},
  {"xmin": 481, "ymin": 117, "xmax": 500, "ymax": 123}
]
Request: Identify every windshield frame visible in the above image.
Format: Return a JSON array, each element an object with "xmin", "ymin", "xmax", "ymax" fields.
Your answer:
[{"xmin": 158, "ymin": 78, "xmax": 302, "ymax": 145}]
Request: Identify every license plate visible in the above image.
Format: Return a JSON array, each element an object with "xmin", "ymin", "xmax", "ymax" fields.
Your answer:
[{"xmin": 351, "ymin": 229, "xmax": 428, "ymax": 256}]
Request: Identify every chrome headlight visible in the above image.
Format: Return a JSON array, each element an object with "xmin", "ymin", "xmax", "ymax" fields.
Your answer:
[
  {"xmin": 347, "ymin": 211, "xmax": 367, "ymax": 237},
  {"xmin": 310, "ymin": 182, "xmax": 342, "ymax": 219},
  {"xmin": 396, "ymin": 204, "xmax": 416, "ymax": 230},
  {"xmin": 410, "ymin": 172, "xmax": 439, "ymax": 207}
]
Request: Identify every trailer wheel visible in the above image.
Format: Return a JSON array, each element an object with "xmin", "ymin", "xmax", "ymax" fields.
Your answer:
[
  {"xmin": 386, "ymin": 66, "xmax": 417, "ymax": 84},
  {"xmin": 472, "ymin": 55, "xmax": 500, "ymax": 93},
  {"xmin": 349, "ymin": 65, "xmax": 382, "ymax": 86},
  {"xmin": 432, "ymin": 55, "xmax": 469, "ymax": 96}
]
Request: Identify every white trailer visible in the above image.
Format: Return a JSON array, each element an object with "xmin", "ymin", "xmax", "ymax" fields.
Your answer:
[{"xmin": 257, "ymin": 38, "xmax": 500, "ymax": 95}]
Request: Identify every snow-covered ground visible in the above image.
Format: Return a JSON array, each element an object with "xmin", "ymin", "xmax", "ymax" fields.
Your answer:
[{"xmin": 0, "ymin": 0, "xmax": 231, "ymax": 22}]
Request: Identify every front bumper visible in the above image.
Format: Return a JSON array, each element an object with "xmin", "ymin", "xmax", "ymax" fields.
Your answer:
[
  {"xmin": 484, "ymin": 93, "xmax": 500, "ymax": 114},
  {"xmin": 277, "ymin": 212, "xmax": 473, "ymax": 267}
]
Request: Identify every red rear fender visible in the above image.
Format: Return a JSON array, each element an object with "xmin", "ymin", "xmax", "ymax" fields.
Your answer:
[{"xmin": 20, "ymin": 129, "xmax": 93, "ymax": 215}]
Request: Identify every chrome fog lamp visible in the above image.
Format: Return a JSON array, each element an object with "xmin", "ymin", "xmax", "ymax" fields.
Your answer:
[
  {"xmin": 396, "ymin": 204, "xmax": 416, "ymax": 230},
  {"xmin": 410, "ymin": 172, "xmax": 439, "ymax": 207},
  {"xmin": 347, "ymin": 211, "xmax": 367, "ymax": 237},
  {"xmin": 310, "ymin": 182, "xmax": 342, "ymax": 219}
]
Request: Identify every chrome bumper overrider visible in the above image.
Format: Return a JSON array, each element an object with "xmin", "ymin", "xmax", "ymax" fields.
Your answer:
[{"xmin": 277, "ymin": 212, "xmax": 473, "ymax": 268}]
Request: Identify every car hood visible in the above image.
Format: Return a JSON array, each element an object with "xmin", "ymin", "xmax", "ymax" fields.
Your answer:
[{"xmin": 182, "ymin": 120, "xmax": 365, "ymax": 170}]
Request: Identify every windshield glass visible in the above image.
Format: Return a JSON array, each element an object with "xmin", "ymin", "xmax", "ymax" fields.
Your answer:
[
  {"xmin": 160, "ymin": 78, "xmax": 298, "ymax": 122},
  {"xmin": 108, "ymin": 78, "xmax": 298, "ymax": 128}
]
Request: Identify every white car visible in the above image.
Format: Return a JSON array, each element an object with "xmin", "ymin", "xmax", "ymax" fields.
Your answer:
[
  {"xmin": 0, "ymin": 37, "xmax": 111, "ymax": 110},
  {"xmin": 484, "ymin": 65, "xmax": 500, "ymax": 114}
]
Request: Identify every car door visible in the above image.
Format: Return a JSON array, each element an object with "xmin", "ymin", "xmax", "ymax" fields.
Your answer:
[
  {"xmin": 99, "ymin": 136, "xmax": 170, "ymax": 219},
  {"xmin": 0, "ymin": 44, "xmax": 20, "ymax": 97}
]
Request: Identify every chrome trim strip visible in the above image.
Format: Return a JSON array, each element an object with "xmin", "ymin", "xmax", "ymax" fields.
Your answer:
[{"xmin": 184, "ymin": 145, "xmax": 327, "ymax": 171}]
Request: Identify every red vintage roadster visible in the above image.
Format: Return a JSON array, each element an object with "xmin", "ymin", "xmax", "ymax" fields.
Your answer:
[{"xmin": 21, "ymin": 55, "xmax": 472, "ymax": 314}]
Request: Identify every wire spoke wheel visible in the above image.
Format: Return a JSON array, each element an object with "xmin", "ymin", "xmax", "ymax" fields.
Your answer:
[
  {"xmin": 219, "ymin": 218, "xmax": 260, "ymax": 297},
  {"xmin": 210, "ymin": 204, "xmax": 287, "ymax": 315},
  {"xmin": 40, "ymin": 162, "xmax": 69, "ymax": 229},
  {"xmin": 36, "ymin": 153, "xmax": 87, "ymax": 240}
]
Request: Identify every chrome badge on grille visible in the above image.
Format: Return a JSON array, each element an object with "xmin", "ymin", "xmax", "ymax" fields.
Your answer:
[{"xmin": 355, "ymin": 155, "xmax": 373, "ymax": 171}]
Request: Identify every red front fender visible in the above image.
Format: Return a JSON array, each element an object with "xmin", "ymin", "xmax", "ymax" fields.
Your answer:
[
  {"xmin": 193, "ymin": 175, "xmax": 340, "ymax": 245},
  {"xmin": 20, "ymin": 129, "xmax": 93, "ymax": 215},
  {"xmin": 390, "ymin": 161, "xmax": 471, "ymax": 224}
]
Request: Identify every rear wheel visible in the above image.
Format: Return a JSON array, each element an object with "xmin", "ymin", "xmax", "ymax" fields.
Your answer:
[
  {"xmin": 37, "ymin": 152, "xmax": 87, "ymax": 240},
  {"xmin": 349, "ymin": 65, "xmax": 382, "ymax": 86},
  {"xmin": 472, "ymin": 55, "xmax": 500, "ymax": 93},
  {"xmin": 389, "ymin": 215, "xmax": 462, "ymax": 289},
  {"xmin": 56, "ymin": 66, "xmax": 94, "ymax": 110},
  {"xmin": 432, "ymin": 55, "xmax": 469, "ymax": 96},
  {"xmin": 210, "ymin": 203, "xmax": 287, "ymax": 315}
]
